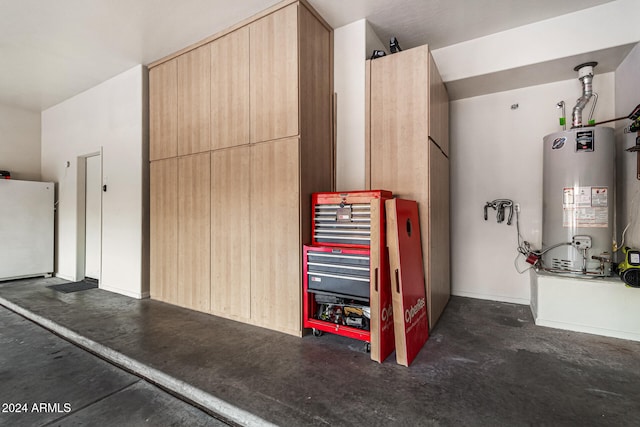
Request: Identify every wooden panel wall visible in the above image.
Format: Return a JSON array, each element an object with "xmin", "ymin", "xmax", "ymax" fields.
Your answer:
[
  {"xmin": 299, "ymin": 3, "xmax": 333, "ymax": 244},
  {"xmin": 178, "ymin": 45, "xmax": 211, "ymax": 156},
  {"xmin": 149, "ymin": 60, "xmax": 178, "ymax": 161},
  {"xmin": 428, "ymin": 52, "xmax": 449, "ymax": 156},
  {"xmin": 149, "ymin": 158, "xmax": 178, "ymax": 302},
  {"xmin": 211, "ymin": 27, "xmax": 250, "ymax": 150},
  {"xmin": 177, "ymin": 153, "xmax": 211, "ymax": 312},
  {"xmin": 211, "ymin": 146, "xmax": 251, "ymax": 320},
  {"xmin": 369, "ymin": 46, "xmax": 430, "ymax": 200},
  {"xmin": 149, "ymin": 1, "xmax": 334, "ymax": 336},
  {"xmin": 367, "ymin": 44, "xmax": 450, "ymax": 329},
  {"xmin": 249, "ymin": 4, "xmax": 299, "ymax": 143},
  {"xmin": 428, "ymin": 143, "xmax": 450, "ymax": 327},
  {"xmin": 250, "ymin": 138, "xmax": 300, "ymax": 333}
]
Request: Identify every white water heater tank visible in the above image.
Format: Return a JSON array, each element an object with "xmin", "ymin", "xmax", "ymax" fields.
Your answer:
[{"xmin": 542, "ymin": 126, "xmax": 614, "ymax": 274}]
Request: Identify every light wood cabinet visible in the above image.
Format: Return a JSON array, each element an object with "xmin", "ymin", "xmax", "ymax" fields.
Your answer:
[
  {"xmin": 149, "ymin": 60, "xmax": 178, "ymax": 161},
  {"xmin": 210, "ymin": 146, "xmax": 251, "ymax": 320},
  {"xmin": 429, "ymin": 144, "xmax": 450, "ymax": 323},
  {"xmin": 366, "ymin": 44, "xmax": 450, "ymax": 328},
  {"xmin": 211, "ymin": 28, "xmax": 250, "ymax": 150},
  {"xmin": 429, "ymin": 53, "xmax": 449, "ymax": 156},
  {"xmin": 250, "ymin": 138, "xmax": 301, "ymax": 334},
  {"xmin": 249, "ymin": 5, "xmax": 299, "ymax": 144},
  {"xmin": 298, "ymin": 3, "xmax": 333, "ymax": 243},
  {"xmin": 148, "ymin": 0, "xmax": 333, "ymax": 336},
  {"xmin": 177, "ymin": 45, "xmax": 211, "ymax": 156},
  {"xmin": 177, "ymin": 152, "xmax": 211, "ymax": 312},
  {"xmin": 149, "ymin": 158, "xmax": 178, "ymax": 302}
]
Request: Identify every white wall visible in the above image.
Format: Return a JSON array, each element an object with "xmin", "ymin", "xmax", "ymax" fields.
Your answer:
[
  {"xmin": 0, "ymin": 103, "xmax": 41, "ymax": 181},
  {"xmin": 433, "ymin": 0, "xmax": 640, "ymax": 83},
  {"xmin": 41, "ymin": 65, "xmax": 149, "ymax": 298},
  {"xmin": 333, "ymin": 14, "xmax": 626, "ymax": 304},
  {"xmin": 334, "ymin": 20, "xmax": 385, "ymax": 191},
  {"xmin": 615, "ymin": 43, "xmax": 640, "ymax": 251},
  {"xmin": 450, "ymin": 73, "xmax": 615, "ymax": 303}
]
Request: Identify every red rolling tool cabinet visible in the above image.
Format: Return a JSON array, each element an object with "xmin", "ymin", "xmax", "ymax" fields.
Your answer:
[{"xmin": 304, "ymin": 190, "xmax": 395, "ymax": 362}]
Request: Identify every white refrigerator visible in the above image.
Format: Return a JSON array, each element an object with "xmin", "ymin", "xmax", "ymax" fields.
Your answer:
[{"xmin": 0, "ymin": 179, "xmax": 55, "ymax": 280}]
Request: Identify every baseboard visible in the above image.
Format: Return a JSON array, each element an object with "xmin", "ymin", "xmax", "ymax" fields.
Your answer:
[
  {"xmin": 451, "ymin": 289, "xmax": 530, "ymax": 306},
  {"xmin": 535, "ymin": 318, "xmax": 640, "ymax": 342},
  {"xmin": 99, "ymin": 283, "xmax": 146, "ymax": 300}
]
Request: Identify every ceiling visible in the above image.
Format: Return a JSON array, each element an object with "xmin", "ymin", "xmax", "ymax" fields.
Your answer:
[{"xmin": 0, "ymin": 0, "xmax": 616, "ymax": 112}]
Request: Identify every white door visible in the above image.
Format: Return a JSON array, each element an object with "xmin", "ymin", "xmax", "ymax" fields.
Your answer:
[{"xmin": 85, "ymin": 155, "xmax": 101, "ymax": 280}]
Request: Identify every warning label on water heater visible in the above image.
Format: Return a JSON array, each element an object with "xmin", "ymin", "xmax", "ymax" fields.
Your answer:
[{"xmin": 562, "ymin": 186, "xmax": 608, "ymax": 228}]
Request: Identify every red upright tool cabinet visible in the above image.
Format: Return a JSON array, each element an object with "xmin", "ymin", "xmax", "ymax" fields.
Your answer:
[{"xmin": 304, "ymin": 190, "xmax": 395, "ymax": 362}]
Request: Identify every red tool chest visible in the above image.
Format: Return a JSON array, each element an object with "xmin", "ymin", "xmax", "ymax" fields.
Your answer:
[
  {"xmin": 304, "ymin": 190, "xmax": 395, "ymax": 362},
  {"xmin": 303, "ymin": 245, "xmax": 371, "ymax": 342}
]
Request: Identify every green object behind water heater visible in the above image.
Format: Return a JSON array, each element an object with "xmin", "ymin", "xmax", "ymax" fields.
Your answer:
[{"xmin": 618, "ymin": 247, "xmax": 640, "ymax": 288}]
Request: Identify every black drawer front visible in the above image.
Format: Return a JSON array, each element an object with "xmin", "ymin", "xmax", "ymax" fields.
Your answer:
[
  {"xmin": 306, "ymin": 252, "xmax": 370, "ymax": 300},
  {"xmin": 307, "ymin": 274, "xmax": 370, "ymax": 301}
]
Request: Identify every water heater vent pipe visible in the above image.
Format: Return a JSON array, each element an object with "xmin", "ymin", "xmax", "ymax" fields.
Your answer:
[{"xmin": 571, "ymin": 62, "xmax": 597, "ymax": 128}]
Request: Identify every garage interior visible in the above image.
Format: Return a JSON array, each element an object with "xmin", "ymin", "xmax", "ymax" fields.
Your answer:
[{"xmin": 1, "ymin": 0, "xmax": 640, "ymax": 425}]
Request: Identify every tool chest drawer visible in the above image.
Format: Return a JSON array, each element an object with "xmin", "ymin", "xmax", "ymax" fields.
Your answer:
[
  {"xmin": 306, "ymin": 249, "xmax": 370, "ymax": 301},
  {"xmin": 303, "ymin": 245, "xmax": 371, "ymax": 341},
  {"xmin": 312, "ymin": 190, "xmax": 392, "ymax": 248}
]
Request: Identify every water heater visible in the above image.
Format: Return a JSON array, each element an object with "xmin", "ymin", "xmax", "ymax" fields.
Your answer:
[{"xmin": 542, "ymin": 126, "xmax": 615, "ymax": 275}]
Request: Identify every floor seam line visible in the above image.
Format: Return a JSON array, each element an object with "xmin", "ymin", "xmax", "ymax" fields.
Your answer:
[{"xmin": 0, "ymin": 296, "xmax": 276, "ymax": 427}]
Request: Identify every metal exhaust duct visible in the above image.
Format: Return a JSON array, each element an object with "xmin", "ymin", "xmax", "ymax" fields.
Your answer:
[{"xmin": 571, "ymin": 62, "xmax": 598, "ymax": 128}]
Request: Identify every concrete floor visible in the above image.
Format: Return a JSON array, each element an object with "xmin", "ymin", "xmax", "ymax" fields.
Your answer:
[
  {"xmin": 0, "ymin": 304, "xmax": 226, "ymax": 427},
  {"xmin": 1, "ymin": 277, "xmax": 640, "ymax": 426}
]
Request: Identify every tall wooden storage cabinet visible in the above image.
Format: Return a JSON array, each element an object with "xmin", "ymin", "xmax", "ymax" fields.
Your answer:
[
  {"xmin": 148, "ymin": 0, "xmax": 333, "ymax": 336},
  {"xmin": 365, "ymin": 44, "xmax": 450, "ymax": 328}
]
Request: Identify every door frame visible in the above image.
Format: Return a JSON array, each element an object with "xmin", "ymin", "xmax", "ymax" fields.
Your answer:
[{"xmin": 76, "ymin": 149, "xmax": 103, "ymax": 283}]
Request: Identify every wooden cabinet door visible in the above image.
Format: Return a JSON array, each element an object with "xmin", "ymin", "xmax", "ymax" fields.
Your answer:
[
  {"xmin": 150, "ymin": 158, "xmax": 178, "ymax": 303},
  {"xmin": 428, "ymin": 143, "xmax": 450, "ymax": 327},
  {"xmin": 150, "ymin": 60, "xmax": 178, "ymax": 160},
  {"xmin": 211, "ymin": 27, "xmax": 250, "ymax": 150},
  {"xmin": 428, "ymin": 52, "xmax": 449, "ymax": 156},
  {"xmin": 369, "ymin": 46, "xmax": 429, "ymax": 201},
  {"xmin": 178, "ymin": 152, "xmax": 211, "ymax": 312},
  {"xmin": 250, "ymin": 137, "xmax": 300, "ymax": 334},
  {"xmin": 177, "ymin": 44, "xmax": 211, "ymax": 156},
  {"xmin": 369, "ymin": 45, "xmax": 453, "ymax": 328},
  {"xmin": 211, "ymin": 146, "xmax": 251, "ymax": 320},
  {"xmin": 249, "ymin": 4, "xmax": 299, "ymax": 143}
]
